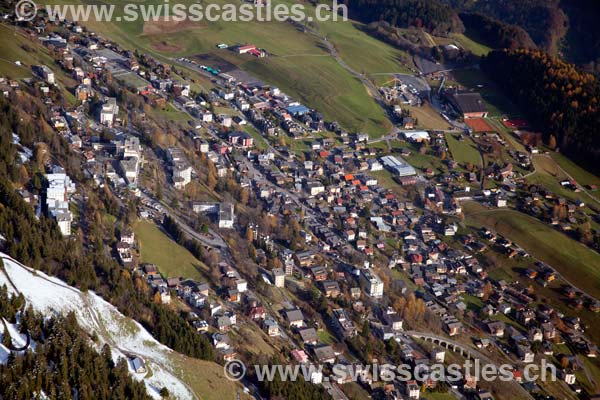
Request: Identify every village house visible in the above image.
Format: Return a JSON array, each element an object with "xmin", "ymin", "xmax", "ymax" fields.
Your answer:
[{"xmin": 285, "ymin": 309, "xmax": 305, "ymax": 328}]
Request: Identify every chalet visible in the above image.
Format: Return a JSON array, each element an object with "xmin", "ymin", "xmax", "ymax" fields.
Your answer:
[
  {"xmin": 294, "ymin": 249, "xmax": 317, "ymax": 268},
  {"xmin": 517, "ymin": 345, "xmax": 535, "ymax": 363},
  {"xmin": 263, "ymin": 318, "xmax": 280, "ymax": 336},
  {"xmin": 322, "ymin": 280, "xmax": 341, "ymax": 298},
  {"xmin": 291, "ymin": 349, "xmax": 309, "ymax": 364},
  {"xmin": 403, "ymin": 131, "xmax": 430, "ymax": 143},
  {"xmin": 444, "ymin": 319, "xmax": 463, "ymax": 336},
  {"xmin": 120, "ymin": 229, "xmax": 135, "ymax": 244},
  {"xmin": 166, "ymin": 277, "xmax": 180, "ymax": 288},
  {"xmin": 193, "ymin": 320, "xmax": 209, "ymax": 332},
  {"xmin": 221, "ymin": 348, "xmax": 238, "ymax": 362},
  {"xmin": 217, "ymin": 315, "xmax": 232, "ymax": 332},
  {"xmin": 227, "ymin": 131, "xmax": 254, "ymax": 148},
  {"xmin": 131, "ymin": 357, "xmax": 146, "ymax": 374},
  {"xmin": 313, "ymin": 345, "xmax": 336, "ymax": 364},
  {"xmin": 248, "ymin": 306, "xmax": 267, "ymax": 321},
  {"xmin": 285, "ymin": 309, "xmax": 305, "ymax": 328},
  {"xmin": 486, "ymin": 321, "xmax": 505, "ymax": 337},
  {"xmin": 310, "ymin": 266, "xmax": 328, "ymax": 281},
  {"xmin": 298, "ymin": 328, "xmax": 318, "ymax": 345}
]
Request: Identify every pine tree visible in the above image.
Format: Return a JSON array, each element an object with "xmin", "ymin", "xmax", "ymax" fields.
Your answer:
[{"xmin": 1, "ymin": 326, "xmax": 11, "ymax": 348}]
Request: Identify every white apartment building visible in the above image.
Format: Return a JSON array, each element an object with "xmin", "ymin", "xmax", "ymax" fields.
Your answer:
[
  {"xmin": 360, "ymin": 268, "xmax": 384, "ymax": 298},
  {"xmin": 100, "ymin": 97, "xmax": 119, "ymax": 127},
  {"xmin": 45, "ymin": 169, "xmax": 75, "ymax": 236}
]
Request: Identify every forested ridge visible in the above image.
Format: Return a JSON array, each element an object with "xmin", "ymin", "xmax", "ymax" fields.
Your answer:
[
  {"xmin": 342, "ymin": 0, "xmax": 464, "ymax": 36},
  {"xmin": 459, "ymin": 13, "xmax": 536, "ymax": 50},
  {"xmin": 560, "ymin": 0, "xmax": 600, "ymax": 73},
  {"xmin": 439, "ymin": 0, "xmax": 567, "ymax": 54},
  {"xmin": 481, "ymin": 48, "xmax": 600, "ymax": 171},
  {"xmin": 0, "ymin": 285, "xmax": 151, "ymax": 400}
]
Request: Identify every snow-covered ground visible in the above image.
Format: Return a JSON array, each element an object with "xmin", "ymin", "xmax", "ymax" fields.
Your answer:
[
  {"xmin": 0, "ymin": 318, "xmax": 29, "ymax": 362},
  {"xmin": 0, "ymin": 252, "xmax": 196, "ymax": 400}
]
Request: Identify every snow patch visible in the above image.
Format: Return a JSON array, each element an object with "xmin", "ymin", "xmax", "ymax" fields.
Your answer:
[
  {"xmin": 2, "ymin": 318, "xmax": 28, "ymax": 348},
  {"xmin": 0, "ymin": 253, "xmax": 195, "ymax": 399}
]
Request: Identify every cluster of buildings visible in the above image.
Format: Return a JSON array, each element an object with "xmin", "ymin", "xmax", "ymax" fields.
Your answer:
[
  {"xmin": 9, "ymin": 17, "xmax": 600, "ymax": 400},
  {"xmin": 44, "ymin": 167, "xmax": 76, "ymax": 236}
]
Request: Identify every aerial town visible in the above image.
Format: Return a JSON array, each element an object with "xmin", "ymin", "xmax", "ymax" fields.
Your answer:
[{"xmin": 1, "ymin": 3, "xmax": 600, "ymax": 400}]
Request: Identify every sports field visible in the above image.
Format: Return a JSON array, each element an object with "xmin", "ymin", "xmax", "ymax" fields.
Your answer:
[{"xmin": 465, "ymin": 117, "xmax": 493, "ymax": 132}]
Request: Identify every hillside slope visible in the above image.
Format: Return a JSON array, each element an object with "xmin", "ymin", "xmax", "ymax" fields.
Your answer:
[{"xmin": 0, "ymin": 253, "xmax": 238, "ymax": 400}]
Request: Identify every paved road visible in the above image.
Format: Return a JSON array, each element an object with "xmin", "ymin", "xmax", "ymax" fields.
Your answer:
[
  {"xmin": 322, "ymin": 381, "xmax": 350, "ymax": 400},
  {"xmin": 139, "ymin": 192, "xmax": 228, "ymax": 250}
]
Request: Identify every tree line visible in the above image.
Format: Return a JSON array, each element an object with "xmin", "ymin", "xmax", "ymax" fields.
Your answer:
[
  {"xmin": 459, "ymin": 13, "xmax": 536, "ymax": 50},
  {"xmin": 480, "ymin": 48, "xmax": 600, "ymax": 172},
  {"xmin": 439, "ymin": 0, "xmax": 567, "ymax": 54},
  {"xmin": 342, "ymin": 0, "xmax": 464, "ymax": 37}
]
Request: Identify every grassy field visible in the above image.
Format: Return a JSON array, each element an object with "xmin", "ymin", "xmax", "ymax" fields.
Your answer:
[
  {"xmin": 0, "ymin": 24, "xmax": 78, "ymax": 104},
  {"xmin": 134, "ymin": 219, "xmax": 208, "ymax": 281},
  {"xmin": 405, "ymin": 104, "xmax": 452, "ymax": 130},
  {"xmin": 317, "ymin": 20, "xmax": 413, "ymax": 76},
  {"xmin": 421, "ymin": 392, "xmax": 457, "ymax": 400},
  {"xmin": 402, "ymin": 143, "xmax": 449, "ymax": 174},
  {"xmin": 528, "ymin": 155, "xmax": 599, "ymax": 212},
  {"xmin": 463, "ymin": 202, "xmax": 600, "ymax": 299},
  {"xmin": 550, "ymin": 152, "xmax": 600, "ymax": 198},
  {"xmin": 170, "ymin": 354, "xmax": 250, "ymax": 400},
  {"xmin": 242, "ymin": 55, "xmax": 391, "ymax": 136},
  {"xmin": 244, "ymin": 125, "xmax": 269, "ymax": 150},
  {"xmin": 435, "ymin": 32, "xmax": 492, "ymax": 57},
  {"xmin": 61, "ymin": 0, "xmax": 397, "ymax": 136},
  {"xmin": 340, "ymin": 382, "xmax": 373, "ymax": 400},
  {"xmin": 0, "ymin": 24, "xmax": 53, "ymax": 79},
  {"xmin": 445, "ymin": 132, "xmax": 482, "ymax": 166},
  {"xmin": 370, "ymin": 170, "xmax": 403, "ymax": 194},
  {"xmin": 151, "ymin": 102, "xmax": 191, "ymax": 122},
  {"xmin": 317, "ymin": 328, "xmax": 337, "ymax": 345},
  {"xmin": 232, "ymin": 324, "xmax": 276, "ymax": 356}
]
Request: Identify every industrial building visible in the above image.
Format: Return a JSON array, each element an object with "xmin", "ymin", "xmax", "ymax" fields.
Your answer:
[{"xmin": 380, "ymin": 155, "xmax": 417, "ymax": 177}]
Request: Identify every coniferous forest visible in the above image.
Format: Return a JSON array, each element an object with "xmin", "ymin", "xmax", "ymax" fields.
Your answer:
[
  {"xmin": 481, "ymin": 48, "xmax": 600, "ymax": 172},
  {"xmin": 459, "ymin": 13, "xmax": 536, "ymax": 50},
  {"xmin": 0, "ymin": 285, "xmax": 151, "ymax": 400},
  {"xmin": 342, "ymin": 0, "xmax": 464, "ymax": 37}
]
